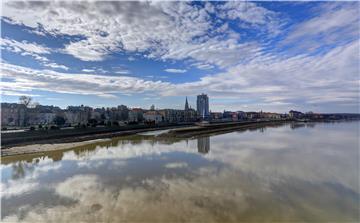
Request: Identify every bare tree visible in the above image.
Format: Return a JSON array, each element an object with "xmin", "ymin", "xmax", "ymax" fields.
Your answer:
[{"xmin": 19, "ymin": 96, "xmax": 33, "ymax": 108}]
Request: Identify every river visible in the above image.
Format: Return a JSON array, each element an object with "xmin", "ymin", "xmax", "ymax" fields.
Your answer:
[{"xmin": 1, "ymin": 121, "xmax": 359, "ymax": 222}]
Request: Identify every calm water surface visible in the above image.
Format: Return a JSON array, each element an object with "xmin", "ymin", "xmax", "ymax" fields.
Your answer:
[{"xmin": 1, "ymin": 121, "xmax": 359, "ymax": 222}]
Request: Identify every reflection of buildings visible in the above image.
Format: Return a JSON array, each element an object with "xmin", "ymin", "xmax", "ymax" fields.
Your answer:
[
  {"xmin": 197, "ymin": 136, "xmax": 210, "ymax": 154},
  {"xmin": 306, "ymin": 123, "xmax": 316, "ymax": 128},
  {"xmin": 290, "ymin": 122, "xmax": 306, "ymax": 129}
]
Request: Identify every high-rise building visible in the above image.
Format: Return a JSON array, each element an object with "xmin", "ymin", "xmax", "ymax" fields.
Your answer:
[{"xmin": 196, "ymin": 93, "xmax": 209, "ymax": 119}]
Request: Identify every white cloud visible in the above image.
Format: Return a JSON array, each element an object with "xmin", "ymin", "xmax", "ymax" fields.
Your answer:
[
  {"xmin": 192, "ymin": 62, "xmax": 214, "ymax": 70},
  {"xmin": 0, "ymin": 38, "xmax": 69, "ymax": 70},
  {"xmin": 3, "ymin": 134, "xmax": 358, "ymax": 222},
  {"xmin": 162, "ymin": 40, "xmax": 359, "ymax": 112},
  {"xmin": 1, "ymin": 62, "xmax": 172, "ymax": 98},
  {"xmin": 1, "ymin": 39, "xmax": 358, "ymax": 112},
  {"xmin": 1, "ymin": 2, "xmax": 358, "ymax": 112},
  {"xmin": 0, "ymin": 180, "xmax": 39, "ymax": 199},
  {"xmin": 217, "ymin": 1, "xmax": 283, "ymax": 35},
  {"xmin": 164, "ymin": 68, "xmax": 187, "ymax": 73},
  {"xmin": 0, "ymin": 38, "xmax": 51, "ymax": 55},
  {"xmin": 114, "ymin": 69, "xmax": 130, "ymax": 75},
  {"xmin": 1, "ymin": 90, "xmax": 40, "ymax": 97},
  {"xmin": 82, "ymin": 69, "xmax": 95, "ymax": 73},
  {"xmin": 44, "ymin": 62, "xmax": 69, "ymax": 70},
  {"xmin": 283, "ymin": 2, "xmax": 359, "ymax": 51},
  {"xmin": 2, "ymin": 1, "xmax": 280, "ymax": 68}
]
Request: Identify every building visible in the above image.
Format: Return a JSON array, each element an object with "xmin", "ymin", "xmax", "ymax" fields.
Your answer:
[
  {"xmin": 261, "ymin": 112, "xmax": 281, "ymax": 120},
  {"xmin": 222, "ymin": 110, "xmax": 234, "ymax": 120},
  {"xmin": 143, "ymin": 110, "xmax": 163, "ymax": 124},
  {"xmin": 184, "ymin": 97, "xmax": 197, "ymax": 122},
  {"xmin": 27, "ymin": 105, "xmax": 58, "ymax": 126},
  {"xmin": 237, "ymin": 111, "xmax": 247, "ymax": 120},
  {"xmin": 64, "ymin": 105, "xmax": 92, "ymax": 125},
  {"xmin": 246, "ymin": 111, "xmax": 261, "ymax": 120},
  {"xmin": 289, "ymin": 110, "xmax": 304, "ymax": 119},
  {"xmin": 1, "ymin": 103, "xmax": 26, "ymax": 127},
  {"xmin": 128, "ymin": 108, "xmax": 144, "ymax": 123},
  {"xmin": 211, "ymin": 112, "xmax": 223, "ymax": 120},
  {"xmin": 196, "ymin": 93, "xmax": 209, "ymax": 119}
]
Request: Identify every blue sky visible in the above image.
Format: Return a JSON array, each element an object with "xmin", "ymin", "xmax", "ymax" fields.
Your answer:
[{"xmin": 1, "ymin": 1, "xmax": 359, "ymax": 112}]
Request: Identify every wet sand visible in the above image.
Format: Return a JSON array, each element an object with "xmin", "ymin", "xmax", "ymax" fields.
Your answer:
[{"xmin": 1, "ymin": 138, "xmax": 111, "ymax": 157}]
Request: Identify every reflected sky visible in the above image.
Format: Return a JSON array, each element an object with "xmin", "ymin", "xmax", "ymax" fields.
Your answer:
[{"xmin": 1, "ymin": 121, "xmax": 359, "ymax": 222}]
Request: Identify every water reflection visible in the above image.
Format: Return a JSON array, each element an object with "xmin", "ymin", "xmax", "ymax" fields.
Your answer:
[
  {"xmin": 1, "ymin": 121, "xmax": 359, "ymax": 222},
  {"xmin": 197, "ymin": 136, "xmax": 210, "ymax": 154}
]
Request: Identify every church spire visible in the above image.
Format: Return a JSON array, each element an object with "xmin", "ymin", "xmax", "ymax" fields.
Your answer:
[{"xmin": 185, "ymin": 97, "xmax": 189, "ymax": 110}]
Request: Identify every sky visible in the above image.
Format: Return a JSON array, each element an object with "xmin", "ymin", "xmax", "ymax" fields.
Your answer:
[{"xmin": 0, "ymin": 1, "xmax": 359, "ymax": 113}]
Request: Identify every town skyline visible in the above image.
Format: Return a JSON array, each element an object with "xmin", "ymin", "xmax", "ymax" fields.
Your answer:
[
  {"xmin": 3, "ymin": 95, "xmax": 358, "ymax": 115},
  {"xmin": 1, "ymin": 1, "xmax": 359, "ymax": 113}
]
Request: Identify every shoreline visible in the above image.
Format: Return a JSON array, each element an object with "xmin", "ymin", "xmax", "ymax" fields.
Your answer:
[
  {"xmin": 0, "ymin": 138, "xmax": 111, "ymax": 157},
  {"xmin": 1, "ymin": 124, "xmax": 192, "ymax": 149},
  {"xmin": 1, "ymin": 119, "xmax": 356, "ymax": 157},
  {"xmin": 163, "ymin": 120, "xmax": 289, "ymax": 138},
  {"xmin": 1, "ymin": 120, "xmax": 287, "ymax": 157}
]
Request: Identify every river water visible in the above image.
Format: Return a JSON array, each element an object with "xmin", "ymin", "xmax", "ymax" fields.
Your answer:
[{"xmin": 1, "ymin": 121, "xmax": 359, "ymax": 222}]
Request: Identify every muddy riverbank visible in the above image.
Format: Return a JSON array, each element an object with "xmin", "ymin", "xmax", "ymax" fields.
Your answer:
[{"xmin": 1, "ymin": 120, "xmax": 289, "ymax": 157}]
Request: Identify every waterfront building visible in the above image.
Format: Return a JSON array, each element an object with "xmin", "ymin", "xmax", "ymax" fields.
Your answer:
[
  {"xmin": 128, "ymin": 108, "xmax": 144, "ymax": 123},
  {"xmin": 144, "ymin": 110, "xmax": 163, "ymax": 124},
  {"xmin": 185, "ymin": 108, "xmax": 197, "ymax": 122},
  {"xmin": 246, "ymin": 111, "xmax": 261, "ymax": 120},
  {"xmin": 184, "ymin": 97, "xmax": 197, "ymax": 122},
  {"xmin": 196, "ymin": 93, "xmax": 209, "ymax": 119},
  {"xmin": 117, "ymin": 105, "xmax": 129, "ymax": 121},
  {"xmin": 104, "ymin": 105, "xmax": 129, "ymax": 122},
  {"xmin": 237, "ymin": 111, "xmax": 247, "ymax": 120},
  {"xmin": 1, "ymin": 103, "xmax": 26, "ymax": 127},
  {"xmin": 261, "ymin": 112, "xmax": 282, "ymax": 120},
  {"xmin": 222, "ymin": 110, "xmax": 233, "ymax": 120},
  {"xmin": 1, "ymin": 103, "xmax": 62, "ymax": 127},
  {"xmin": 210, "ymin": 112, "xmax": 223, "ymax": 120},
  {"xmin": 27, "ymin": 107, "xmax": 57, "ymax": 125},
  {"xmin": 159, "ymin": 109, "xmax": 184, "ymax": 123},
  {"xmin": 289, "ymin": 110, "xmax": 304, "ymax": 119},
  {"xmin": 65, "ymin": 105, "xmax": 92, "ymax": 125}
]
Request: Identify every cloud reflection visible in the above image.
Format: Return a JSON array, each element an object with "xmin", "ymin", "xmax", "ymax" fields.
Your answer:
[{"xmin": 1, "ymin": 122, "xmax": 359, "ymax": 222}]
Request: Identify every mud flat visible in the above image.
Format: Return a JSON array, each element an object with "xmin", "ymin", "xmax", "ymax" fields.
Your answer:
[
  {"xmin": 1, "ymin": 124, "xmax": 192, "ymax": 149},
  {"xmin": 162, "ymin": 120, "xmax": 289, "ymax": 138},
  {"xmin": 1, "ymin": 121, "xmax": 289, "ymax": 157},
  {"xmin": 1, "ymin": 138, "xmax": 111, "ymax": 157}
]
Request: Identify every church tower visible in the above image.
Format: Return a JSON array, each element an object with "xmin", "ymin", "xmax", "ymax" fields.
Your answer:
[{"xmin": 185, "ymin": 97, "xmax": 189, "ymax": 111}]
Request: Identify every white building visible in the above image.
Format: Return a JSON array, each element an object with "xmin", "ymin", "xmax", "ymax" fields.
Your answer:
[{"xmin": 143, "ymin": 110, "xmax": 163, "ymax": 124}]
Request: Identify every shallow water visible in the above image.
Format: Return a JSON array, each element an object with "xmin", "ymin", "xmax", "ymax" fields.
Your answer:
[{"xmin": 1, "ymin": 121, "xmax": 359, "ymax": 222}]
